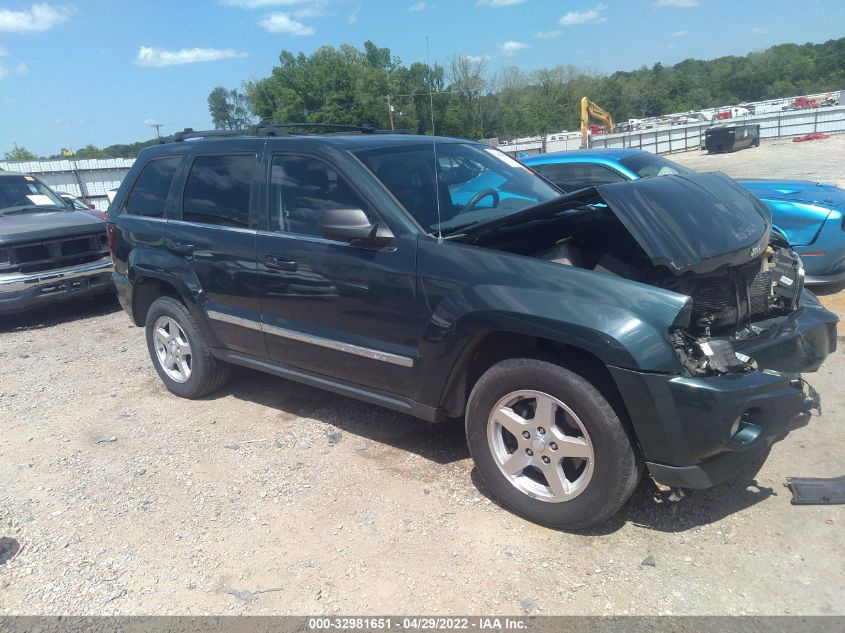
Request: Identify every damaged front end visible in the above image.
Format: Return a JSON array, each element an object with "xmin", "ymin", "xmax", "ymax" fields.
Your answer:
[
  {"xmin": 466, "ymin": 172, "xmax": 838, "ymax": 489},
  {"xmin": 667, "ymin": 238, "xmax": 806, "ymax": 377}
]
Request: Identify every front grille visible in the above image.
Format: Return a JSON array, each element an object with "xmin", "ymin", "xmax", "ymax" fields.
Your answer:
[
  {"xmin": 15, "ymin": 244, "xmax": 51, "ymax": 263},
  {"xmin": 61, "ymin": 238, "xmax": 91, "ymax": 256},
  {"xmin": 10, "ymin": 234, "xmax": 108, "ymax": 273}
]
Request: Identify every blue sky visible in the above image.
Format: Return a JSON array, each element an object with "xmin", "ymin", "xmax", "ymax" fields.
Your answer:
[{"xmin": 1, "ymin": 0, "xmax": 842, "ymax": 157}]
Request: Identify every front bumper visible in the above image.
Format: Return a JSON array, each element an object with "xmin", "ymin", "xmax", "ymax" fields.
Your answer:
[
  {"xmin": 609, "ymin": 298, "xmax": 838, "ymax": 489},
  {"xmin": 0, "ymin": 257, "xmax": 114, "ymax": 314}
]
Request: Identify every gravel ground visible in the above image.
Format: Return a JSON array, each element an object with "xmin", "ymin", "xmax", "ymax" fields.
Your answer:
[{"xmin": 1, "ymin": 138, "xmax": 843, "ymax": 616}]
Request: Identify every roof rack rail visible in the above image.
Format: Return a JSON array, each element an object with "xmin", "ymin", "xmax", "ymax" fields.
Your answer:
[{"xmin": 160, "ymin": 123, "xmax": 410, "ymax": 143}]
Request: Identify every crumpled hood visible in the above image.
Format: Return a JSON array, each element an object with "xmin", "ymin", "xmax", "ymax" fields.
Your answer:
[
  {"xmin": 0, "ymin": 209, "xmax": 106, "ymax": 246},
  {"xmin": 594, "ymin": 172, "xmax": 772, "ymax": 275},
  {"xmin": 737, "ymin": 179, "xmax": 845, "ymax": 208}
]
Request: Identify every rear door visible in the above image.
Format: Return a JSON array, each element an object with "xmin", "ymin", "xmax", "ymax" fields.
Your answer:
[
  {"xmin": 168, "ymin": 151, "xmax": 265, "ymax": 358},
  {"xmin": 255, "ymin": 152, "xmax": 420, "ymax": 395}
]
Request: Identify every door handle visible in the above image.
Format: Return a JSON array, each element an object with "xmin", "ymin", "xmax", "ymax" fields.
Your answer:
[
  {"xmin": 264, "ymin": 255, "xmax": 298, "ymax": 272},
  {"xmin": 166, "ymin": 241, "xmax": 195, "ymax": 255}
]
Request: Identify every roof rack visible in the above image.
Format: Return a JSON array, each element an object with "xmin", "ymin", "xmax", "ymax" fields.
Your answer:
[{"xmin": 160, "ymin": 123, "xmax": 410, "ymax": 143}]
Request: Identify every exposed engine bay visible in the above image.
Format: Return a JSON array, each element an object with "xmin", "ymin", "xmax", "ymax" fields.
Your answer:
[
  {"xmin": 539, "ymin": 220, "xmax": 806, "ymax": 376},
  {"xmin": 468, "ymin": 183, "xmax": 805, "ymax": 377}
]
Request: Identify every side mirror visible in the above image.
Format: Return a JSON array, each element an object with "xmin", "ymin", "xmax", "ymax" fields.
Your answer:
[{"xmin": 319, "ymin": 207, "xmax": 394, "ymax": 248}]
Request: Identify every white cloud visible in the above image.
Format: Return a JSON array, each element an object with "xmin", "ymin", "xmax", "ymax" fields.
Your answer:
[
  {"xmin": 654, "ymin": 0, "xmax": 699, "ymax": 6},
  {"xmin": 0, "ymin": 47, "xmax": 8, "ymax": 56},
  {"xmin": 534, "ymin": 29, "xmax": 561, "ymax": 39},
  {"xmin": 258, "ymin": 12, "xmax": 314, "ymax": 34},
  {"xmin": 464, "ymin": 54, "xmax": 492, "ymax": 63},
  {"xmin": 0, "ymin": 60, "xmax": 30, "ymax": 79},
  {"xmin": 408, "ymin": 1, "xmax": 428, "ymax": 11},
  {"xmin": 0, "ymin": 3, "xmax": 72, "ymax": 33},
  {"xmin": 499, "ymin": 40, "xmax": 528, "ymax": 56},
  {"xmin": 144, "ymin": 118, "xmax": 158, "ymax": 126},
  {"xmin": 347, "ymin": 11, "xmax": 358, "ymax": 23},
  {"xmin": 476, "ymin": 0, "xmax": 526, "ymax": 6},
  {"xmin": 560, "ymin": 3, "xmax": 607, "ymax": 26},
  {"xmin": 671, "ymin": 30, "xmax": 688, "ymax": 36},
  {"xmin": 135, "ymin": 46, "xmax": 248, "ymax": 68},
  {"xmin": 295, "ymin": 4, "xmax": 330, "ymax": 18},
  {"xmin": 751, "ymin": 27, "xmax": 768, "ymax": 34}
]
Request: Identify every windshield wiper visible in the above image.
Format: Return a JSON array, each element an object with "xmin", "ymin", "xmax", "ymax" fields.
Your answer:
[
  {"xmin": 437, "ymin": 220, "xmax": 485, "ymax": 237},
  {"xmin": 0, "ymin": 205, "xmax": 68, "ymax": 216}
]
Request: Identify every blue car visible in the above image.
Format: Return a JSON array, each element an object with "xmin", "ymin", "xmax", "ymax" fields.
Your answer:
[{"xmin": 523, "ymin": 148, "xmax": 845, "ymax": 285}]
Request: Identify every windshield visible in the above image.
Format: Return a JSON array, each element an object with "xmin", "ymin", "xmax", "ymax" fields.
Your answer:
[
  {"xmin": 354, "ymin": 142, "xmax": 561, "ymax": 234},
  {"xmin": 0, "ymin": 175, "xmax": 66, "ymax": 213},
  {"xmin": 619, "ymin": 153, "xmax": 695, "ymax": 179},
  {"xmin": 61, "ymin": 195, "xmax": 89, "ymax": 210}
]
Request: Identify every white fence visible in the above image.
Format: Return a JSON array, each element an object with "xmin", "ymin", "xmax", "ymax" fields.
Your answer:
[
  {"xmin": 581, "ymin": 104, "xmax": 845, "ymax": 155},
  {"xmin": 0, "ymin": 157, "xmax": 135, "ymax": 211}
]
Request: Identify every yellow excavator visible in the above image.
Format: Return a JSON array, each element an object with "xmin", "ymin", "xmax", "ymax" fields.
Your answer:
[{"xmin": 580, "ymin": 97, "xmax": 614, "ymax": 149}]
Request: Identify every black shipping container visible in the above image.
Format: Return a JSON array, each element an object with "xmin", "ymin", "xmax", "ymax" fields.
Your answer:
[{"xmin": 704, "ymin": 123, "xmax": 760, "ymax": 153}]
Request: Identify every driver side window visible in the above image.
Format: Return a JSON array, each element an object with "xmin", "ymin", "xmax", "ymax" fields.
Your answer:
[{"xmin": 269, "ymin": 155, "xmax": 375, "ymax": 236}]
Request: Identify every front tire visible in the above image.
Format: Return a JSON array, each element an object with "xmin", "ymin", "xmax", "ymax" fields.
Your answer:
[
  {"xmin": 466, "ymin": 358, "xmax": 640, "ymax": 530},
  {"xmin": 144, "ymin": 296, "xmax": 229, "ymax": 399}
]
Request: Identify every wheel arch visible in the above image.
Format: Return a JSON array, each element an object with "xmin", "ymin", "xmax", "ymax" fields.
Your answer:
[
  {"xmin": 438, "ymin": 330, "xmax": 636, "ymax": 440},
  {"xmin": 130, "ymin": 273, "xmax": 221, "ymax": 348}
]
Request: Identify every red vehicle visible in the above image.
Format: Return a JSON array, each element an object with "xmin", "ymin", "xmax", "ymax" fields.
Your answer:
[{"xmin": 793, "ymin": 97, "xmax": 821, "ymax": 109}]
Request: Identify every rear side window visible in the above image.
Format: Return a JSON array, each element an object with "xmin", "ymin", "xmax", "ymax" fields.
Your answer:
[
  {"xmin": 182, "ymin": 155, "xmax": 255, "ymax": 228},
  {"xmin": 534, "ymin": 162, "xmax": 626, "ymax": 193},
  {"xmin": 124, "ymin": 157, "xmax": 180, "ymax": 217}
]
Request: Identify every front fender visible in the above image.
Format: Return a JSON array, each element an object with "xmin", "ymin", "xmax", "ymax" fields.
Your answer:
[
  {"xmin": 414, "ymin": 238, "xmax": 690, "ymax": 410},
  {"xmin": 767, "ymin": 199, "xmax": 833, "ymax": 246},
  {"xmin": 423, "ymin": 284, "xmax": 682, "ymax": 371}
]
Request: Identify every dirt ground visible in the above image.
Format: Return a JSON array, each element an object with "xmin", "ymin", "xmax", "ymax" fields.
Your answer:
[{"xmin": 1, "ymin": 137, "xmax": 843, "ymax": 616}]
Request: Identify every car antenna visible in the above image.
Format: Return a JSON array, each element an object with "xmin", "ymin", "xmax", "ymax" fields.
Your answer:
[
  {"xmin": 433, "ymin": 138, "xmax": 442, "ymax": 242},
  {"xmin": 427, "ymin": 35, "xmax": 443, "ymax": 242}
]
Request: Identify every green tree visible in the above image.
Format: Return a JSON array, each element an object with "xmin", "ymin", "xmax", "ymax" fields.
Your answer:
[
  {"xmin": 208, "ymin": 86, "xmax": 256, "ymax": 130},
  {"xmin": 4, "ymin": 143, "xmax": 37, "ymax": 161}
]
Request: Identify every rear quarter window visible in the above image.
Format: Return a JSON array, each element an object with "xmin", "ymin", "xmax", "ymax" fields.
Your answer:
[{"xmin": 123, "ymin": 157, "xmax": 180, "ymax": 218}]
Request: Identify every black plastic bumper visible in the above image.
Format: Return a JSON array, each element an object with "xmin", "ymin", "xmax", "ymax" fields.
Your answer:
[
  {"xmin": 609, "ymin": 299, "xmax": 837, "ymax": 490},
  {"xmin": 0, "ymin": 258, "xmax": 114, "ymax": 315}
]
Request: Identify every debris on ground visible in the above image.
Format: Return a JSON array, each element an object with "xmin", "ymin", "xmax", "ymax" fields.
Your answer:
[
  {"xmin": 786, "ymin": 475, "xmax": 845, "ymax": 504},
  {"xmin": 793, "ymin": 133, "xmax": 830, "ymax": 142},
  {"xmin": 94, "ymin": 436, "xmax": 117, "ymax": 444},
  {"xmin": 641, "ymin": 555, "xmax": 656, "ymax": 567},
  {"xmin": 0, "ymin": 538, "xmax": 22, "ymax": 565},
  {"xmin": 226, "ymin": 588, "xmax": 257, "ymax": 603},
  {"xmin": 520, "ymin": 597, "xmax": 536, "ymax": 613}
]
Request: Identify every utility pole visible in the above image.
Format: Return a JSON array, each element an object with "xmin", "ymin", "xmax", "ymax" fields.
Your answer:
[
  {"xmin": 386, "ymin": 94, "xmax": 395, "ymax": 130},
  {"xmin": 150, "ymin": 123, "xmax": 163, "ymax": 139}
]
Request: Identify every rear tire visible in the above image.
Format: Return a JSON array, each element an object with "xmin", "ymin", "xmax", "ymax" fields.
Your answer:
[
  {"xmin": 144, "ymin": 296, "xmax": 229, "ymax": 399},
  {"xmin": 466, "ymin": 358, "xmax": 640, "ymax": 530}
]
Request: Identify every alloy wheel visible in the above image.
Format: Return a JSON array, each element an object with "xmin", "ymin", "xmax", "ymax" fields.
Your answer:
[
  {"xmin": 152, "ymin": 316, "xmax": 193, "ymax": 383},
  {"xmin": 487, "ymin": 390, "xmax": 594, "ymax": 502}
]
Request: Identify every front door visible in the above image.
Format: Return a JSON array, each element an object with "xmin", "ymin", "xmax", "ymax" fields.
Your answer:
[{"xmin": 255, "ymin": 153, "xmax": 420, "ymax": 396}]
